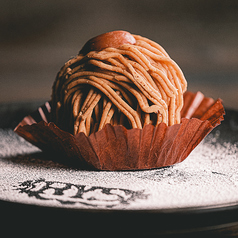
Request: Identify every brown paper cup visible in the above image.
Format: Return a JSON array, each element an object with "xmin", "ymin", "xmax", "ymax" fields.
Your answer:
[{"xmin": 14, "ymin": 91, "xmax": 225, "ymax": 171}]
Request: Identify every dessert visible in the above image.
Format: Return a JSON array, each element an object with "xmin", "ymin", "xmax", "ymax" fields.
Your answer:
[
  {"xmin": 51, "ymin": 31, "xmax": 187, "ymax": 136},
  {"xmin": 15, "ymin": 30, "xmax": 225, "ymax": 170}
]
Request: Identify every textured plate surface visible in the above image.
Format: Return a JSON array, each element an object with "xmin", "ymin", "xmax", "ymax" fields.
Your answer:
[
  {"xmin": 0, "ymin": 126, "xmax": 238, "ymax": 211},
  {"xmin": 0, "ymin": 103, "xmax": 238, "ymax": 236}
]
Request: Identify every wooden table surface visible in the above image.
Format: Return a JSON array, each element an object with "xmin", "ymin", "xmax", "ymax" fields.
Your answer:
[{"xmin": 1, "ymin": 0, "xmax": 238, "ymax": 110}]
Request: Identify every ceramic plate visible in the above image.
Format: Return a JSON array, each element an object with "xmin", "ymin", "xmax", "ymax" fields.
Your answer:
[{"xmin": 0, "ymin": 103, "xmax": 238, "ymax": 236}]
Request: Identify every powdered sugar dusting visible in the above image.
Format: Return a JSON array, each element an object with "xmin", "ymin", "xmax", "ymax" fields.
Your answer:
[{"xmin": 0, "ymin": 127, "xmax": 238, "ymax": 210}]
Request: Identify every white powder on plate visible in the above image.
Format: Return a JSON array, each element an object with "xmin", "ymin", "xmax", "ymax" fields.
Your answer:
[{"xmin": 0, "ymin": 128, "xmax": 238, "ymax": 210}]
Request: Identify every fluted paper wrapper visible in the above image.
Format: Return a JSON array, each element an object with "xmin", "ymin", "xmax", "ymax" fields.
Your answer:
[{"xmin": 15, "ymin": 91, "xmax": 225, "ymax": 170}]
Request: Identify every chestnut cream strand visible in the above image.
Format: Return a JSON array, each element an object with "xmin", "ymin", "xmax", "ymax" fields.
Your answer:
[{"xmin": 51, "ymin": 32, "xmax": 187, "ymax": 136}]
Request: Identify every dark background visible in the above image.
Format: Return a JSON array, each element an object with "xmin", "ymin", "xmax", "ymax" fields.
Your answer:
[{"xmin": 1, "ymin": 0, "xmax": 238, "ymax": 109}]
